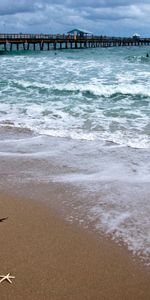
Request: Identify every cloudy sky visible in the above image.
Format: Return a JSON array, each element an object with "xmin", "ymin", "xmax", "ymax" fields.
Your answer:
[{"xmin": 0, "ymin": 0, "xmax": 150, "ymax": 36}]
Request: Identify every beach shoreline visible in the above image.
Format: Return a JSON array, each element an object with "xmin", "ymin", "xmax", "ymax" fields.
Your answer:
[
  {"xmin": 0, "ymin": 42, "xmax": 150, "ymax": 300},
  {"xmin": 0, "ymin": 190, "xmax": 150, "ymax": 300}
]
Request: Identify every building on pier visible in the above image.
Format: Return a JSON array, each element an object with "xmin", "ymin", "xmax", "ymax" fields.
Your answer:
[
  {"xmin": 67, "ymin": 28, "xmax": 92, "ymax": 37},
  {"xmin": 132, "ymin": 33, "xmax": 141, "ymax": 40}
]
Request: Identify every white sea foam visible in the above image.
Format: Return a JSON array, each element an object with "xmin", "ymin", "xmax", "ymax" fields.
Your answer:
[
  {"xmin": 88, "ymin": 197, "xmax": 150, "ymax": 263},
  {"xmin": 7, "ymin": 78, "xmax": 150, "ymax": 98},
  {"xmin": 51, "ymin": 159, "xmax": 150, "ymax": 264},
  {"xmin": 1, "ymin": 74, "xmax": 150, "ymax": 149}
]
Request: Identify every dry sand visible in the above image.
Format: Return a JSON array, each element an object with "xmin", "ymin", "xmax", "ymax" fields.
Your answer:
[{"xmin": 0, "ymin": 192, "xmax": 150, "ymax": 300}]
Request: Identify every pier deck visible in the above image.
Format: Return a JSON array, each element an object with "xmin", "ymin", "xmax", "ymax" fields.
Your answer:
[{"xmin": 0, "ymin": 34, "xmax": 150, "ymax": 51}]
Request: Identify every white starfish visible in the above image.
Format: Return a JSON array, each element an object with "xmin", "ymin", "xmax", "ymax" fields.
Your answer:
[{"xmin": 0, "ymin": 273, "xmax": 15, "ymax": 284}]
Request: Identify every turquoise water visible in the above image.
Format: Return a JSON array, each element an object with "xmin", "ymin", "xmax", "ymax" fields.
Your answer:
[
  {"xmin": 0, "ymin": 46, "xmax": 150, "ymax": 265},
  {"xmin": 0, "ymin": 46, "xmax": 150, "ymax": 148}
]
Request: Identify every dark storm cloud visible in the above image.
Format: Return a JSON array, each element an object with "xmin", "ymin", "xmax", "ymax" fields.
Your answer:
[
  {"xmin": 0, "ymin": 0, "xmax": 150, "ymax": 36},
  {"xmin": 0, "ymin": 1, "xmax": 36, "ymax": 15},
  {"xmin": 0, "ymin": 0, "xmax": 149, "ymax": 16}
]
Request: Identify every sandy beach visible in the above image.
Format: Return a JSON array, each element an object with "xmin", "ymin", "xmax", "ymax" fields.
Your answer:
[{"xmin": 0, "ymin": 191, "xmax": 149, "ymax": 300}]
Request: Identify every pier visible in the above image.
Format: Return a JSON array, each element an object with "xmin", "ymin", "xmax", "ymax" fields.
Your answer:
[{"xmin": 0, "ymin": 33, "xmax": 150, "ymax": 52}]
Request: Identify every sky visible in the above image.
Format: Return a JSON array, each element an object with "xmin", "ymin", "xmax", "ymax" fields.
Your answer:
[{"xmin": 0, "ymin": 0, "xmax": 150, "ymax": 37}]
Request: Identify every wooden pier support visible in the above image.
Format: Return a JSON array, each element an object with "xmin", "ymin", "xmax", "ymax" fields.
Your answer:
[
  {"xmin": 4, "ymin": 43, "xmax": 7, "ymax": 51},
  {"xmin": 40, "ymin": 42, "xmax": 43, "ymax": 51},
  {"xmin": 54, "ymin": 42, "xmax": 56, "ymax": 50}
]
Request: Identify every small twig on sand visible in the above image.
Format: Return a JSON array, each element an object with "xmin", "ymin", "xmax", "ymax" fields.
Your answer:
[{"xmin": 0, "ymin": 217, "xmax": 8, "ymax": 223}]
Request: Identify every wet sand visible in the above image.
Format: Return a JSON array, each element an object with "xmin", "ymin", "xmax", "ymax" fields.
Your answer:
[{"xmin": 0, "ymin": 192, "xmax": 150, "ymax": 300}]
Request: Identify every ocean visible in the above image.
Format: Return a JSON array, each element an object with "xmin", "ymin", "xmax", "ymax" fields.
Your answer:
[{"xmin": 0, "ymin": 46, "xmax": 150, "ymax": 265}]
